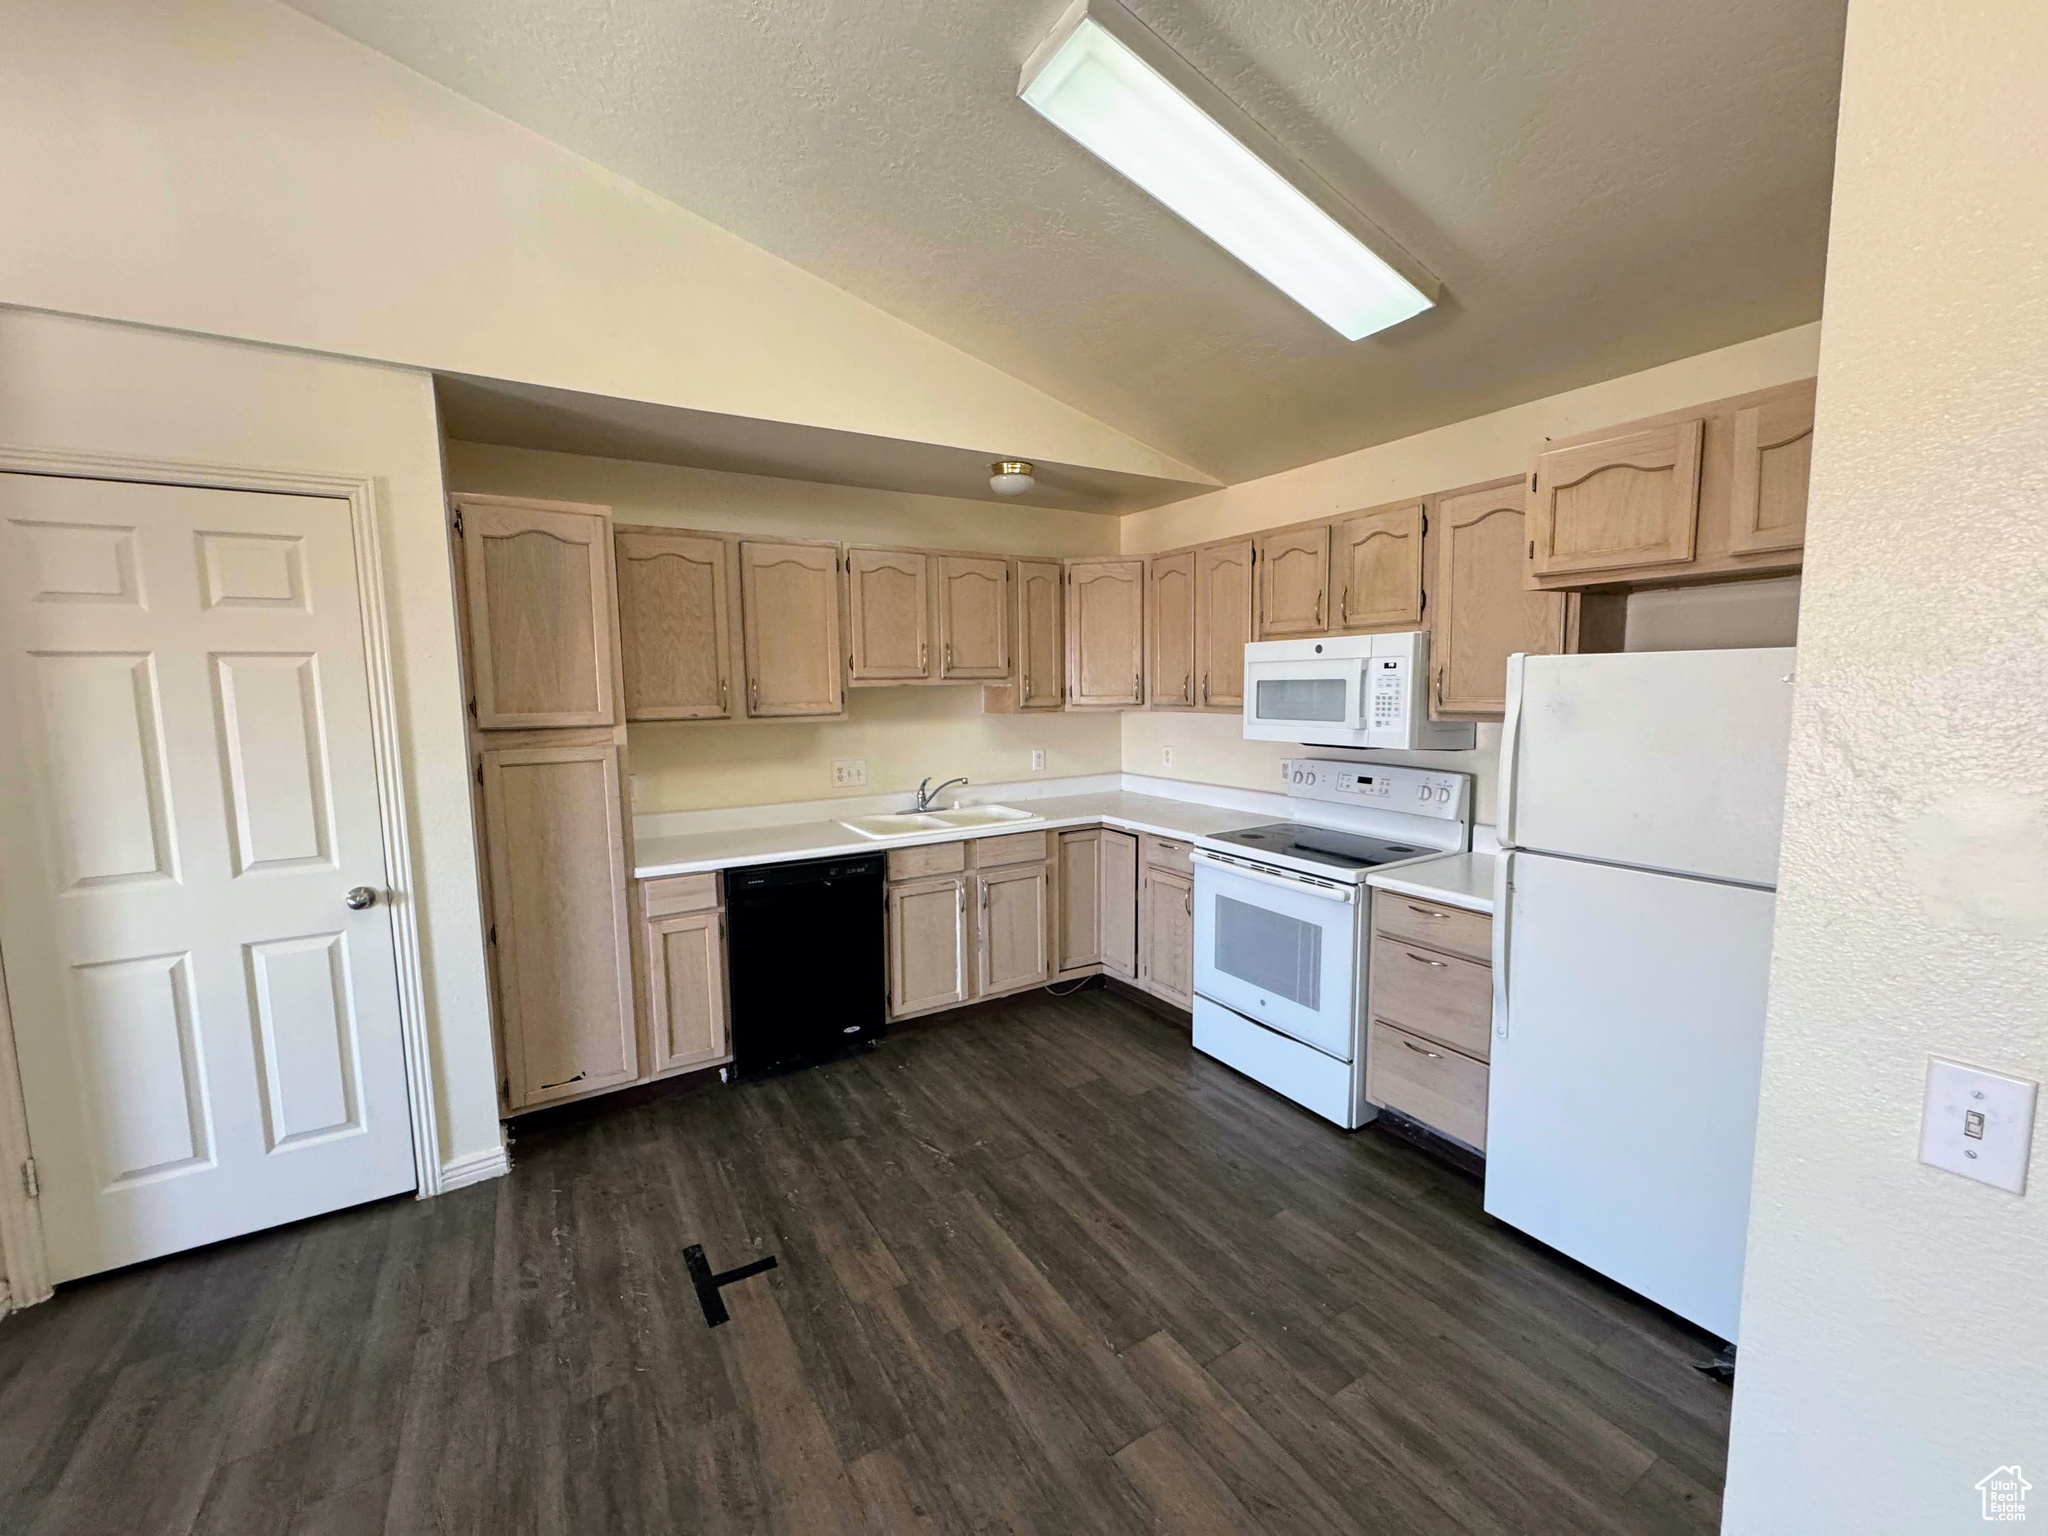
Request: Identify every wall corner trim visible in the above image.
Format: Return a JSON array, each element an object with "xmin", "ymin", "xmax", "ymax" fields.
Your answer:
[{"xmin": 437, "ymin": 1145, "xmax": 511, "ymax": 1194}]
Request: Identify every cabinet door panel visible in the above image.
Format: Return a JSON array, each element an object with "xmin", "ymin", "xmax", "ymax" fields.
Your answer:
[
  {"xmin": 481, "ymin": 741, "xmax": 638, "ymax": 1108},
  {"xmin": 616, "ymin": 528, "xmax": 731, "ymax": 720},
  {"xmin": 1139, "ymin": 870, "xmax": 1193, "ymax": 1009},
  {"xmin": 1333, "ymin": 502, "xmax": 1424, "ymax": 632},
  {"xmin": 1067, "ymin": 560, "xmax": 1145, "ymax": 707},
  {"xmin": 1195, "ymin": 539, "xmax": 1252, "ymax": 710},
  {"xmin": 889, "ymin": 876, "xmax": 969, "ymax": 1017},
  {"xmin": 938, "ymin": 555, "xmax": 1010, "ymax": 678},
  {"xmin": 463, "ymin": 501, "xmax": 615, "ymax": 729},
  {"xmin": 1255, "ymin": 525, "xmax": 1330, "ymax": 638},
  {"xmin": 1099, "ymin": 829, "xmax": 1138, "ymax": 980},
  {"xmin": 1146, "ymin": 551, "xmax": 1197, "ymax": 709},
  {"xmin": 647, "ymin": 910, "xmax": 729, "ymax": 1073},
  {"xmin": 1729, "ymin": 387, "xmax": 1816, "ymax": 555},
  {"xmin": 1016, "ymin": 558, "xmax": 1064, "ymax": 709},
  {"xmin": 740, "ymin": 540, "xmax": 843, "ymax": 716},
  {"xmin": 1056, "ymin": 829, "xmax": 1102, "ymax": 973},
  {"xmin": 979, "ymin": 865, "xmax": 1050, "ymax": 997},
  {"xmin": 1530, "ymin": 421, "xmax": 1702, "ymax": 578},
  {"xmin": 846, "ymin": 547, "xmax": 929, "ymax": 681},
  {"xmin": 1434, "ymin": 481, "xmax": 1568, "ymax": 718}
]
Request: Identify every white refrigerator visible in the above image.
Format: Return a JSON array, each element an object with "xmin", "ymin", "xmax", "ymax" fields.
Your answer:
[{"xmin": 1487, "ymin": 648, "xmax": 1796, "ymax": 1342}]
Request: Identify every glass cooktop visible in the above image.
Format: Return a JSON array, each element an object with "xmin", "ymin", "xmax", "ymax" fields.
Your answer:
[{"xmin": 1203, "ymin": 822, "xmax": 1429, "ymax": 873}]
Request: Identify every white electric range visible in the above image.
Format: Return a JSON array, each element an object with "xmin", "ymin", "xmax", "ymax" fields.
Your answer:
[{"xmin": 1190, "ymin": 759, "xmax": 1473, "ymax": 1129}]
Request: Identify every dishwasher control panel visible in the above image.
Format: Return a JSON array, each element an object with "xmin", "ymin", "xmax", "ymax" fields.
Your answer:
[{"xmin": 1278, "ymin": 759, "xmax": 1470, "ymax": 822}]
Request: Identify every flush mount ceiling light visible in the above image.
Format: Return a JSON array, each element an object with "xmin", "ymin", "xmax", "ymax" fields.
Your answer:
[
  {"xmin": 1019, "ymin": 0, "xmax": 1439, "ymax": 341},
  {"xmin": 989, "ymin": 460, "xmax": 1036, "ymax": 496}
]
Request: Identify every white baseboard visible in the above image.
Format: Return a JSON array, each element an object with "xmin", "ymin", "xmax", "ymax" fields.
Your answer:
[{"xmin": 436, "ymin": 1144, "xmax": 511, "ymax": 1193}]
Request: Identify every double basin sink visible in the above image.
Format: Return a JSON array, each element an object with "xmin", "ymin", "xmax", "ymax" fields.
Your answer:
[{"xmin": 837, "ymin": 804, "xmax": 1043, "ymax": 840}]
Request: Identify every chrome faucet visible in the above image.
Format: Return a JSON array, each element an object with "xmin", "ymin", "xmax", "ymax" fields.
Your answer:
[{"xmin": 914, "ymin": 775, "xmax": 969, "ymax": 812}]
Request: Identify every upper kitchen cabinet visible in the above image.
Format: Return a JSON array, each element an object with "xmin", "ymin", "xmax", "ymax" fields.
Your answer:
[
  {"xmin": 1255, "ymin": 524, "xmax": 1330, "ymax": 638},
  {"xmin": 739, "ymin": 538, "xmax": 844, "ymax": 717},
  {"xmin": 1528, "ymin": 420, "xmax": 1704, "ymax": 581},
  {"xmin": 1146, "ymin": 550, "xmax": 1197, "ymax": 709},
  {"xmin": 456, "ymin": 495, "xmax": 617, "ymax": 729},
  {"xmin": 937, "ymin": 555, "xmax": 1011, "ymax": 679},
  {"xmin": 1331, "ymin": 500, "xmax": 1426, "ymax": 633},
  {"xmin": 1729, "ymin": 382, "xmax": 1817, "ymax": 556},
  {"xmin": 1194, "ymin": 539, "xmax": 1252, "ymax": 711},
  {"xmin": 615, "ymin": 526, "xmax": 731, "ymax": 721},
  {"xmin": 1066, "ymin": 557, "xmax": 1145, "ymax": 708},
  {"xmin": 845, "ymin": 546, "xmax": 930, "ymax": 682},
  {"xmin": 1014, "ymin": 558, "xmax": 1064, "ymax": 710},
  {"xmin": 1526, "ymin": 379, "xmax": 1816, "ymax": 590},
  {"xmin": 1433, "ymin": 479, "xmax": 1571, "ymax": 718}
]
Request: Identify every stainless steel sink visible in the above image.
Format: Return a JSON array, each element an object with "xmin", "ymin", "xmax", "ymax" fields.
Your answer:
[{"xmin": 836, "ymin": 804, "xmax": 1043, "ymax": 839}]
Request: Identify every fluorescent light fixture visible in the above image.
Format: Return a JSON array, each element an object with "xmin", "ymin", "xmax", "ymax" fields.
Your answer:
[{"xmin": 1019, "ymin": 0, "xmax": 1438, "ymax": 340}]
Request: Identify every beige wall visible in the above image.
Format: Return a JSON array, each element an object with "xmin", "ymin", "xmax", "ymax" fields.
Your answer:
[
  {"xmin": 1722, "ymin": 0, "xmax": 2048, "ymax": 1528},
  {"xmin": 1117, "ymin": 326, "xmax": 1821, "ymax": 815},
  {"xmin": 443, "ymin": 443, "xmax": 1123, "ymax": 812},
  {"xmin": 0, "ymin": 0, "xmax": 1203, "ymax": 491},
  {"xmin": 0, "ymin": 308, "xmax": 502, "ymax": 1182}
]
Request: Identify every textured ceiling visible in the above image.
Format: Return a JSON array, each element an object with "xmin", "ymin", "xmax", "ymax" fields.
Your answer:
[{"xmin": 284, "ymin": 0, "xmax": 1847, "ymax": 484}]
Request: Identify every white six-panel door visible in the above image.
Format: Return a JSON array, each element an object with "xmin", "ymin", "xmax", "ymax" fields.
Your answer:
[{"xmin": 0, "ymin": 474, "xmax": 417, "ymax": 1282}]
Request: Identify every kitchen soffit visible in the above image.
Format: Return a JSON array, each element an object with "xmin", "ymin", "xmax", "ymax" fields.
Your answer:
[{"xmin": 284, "ymin": 0, "xmax": 1847, "ymax": 485}]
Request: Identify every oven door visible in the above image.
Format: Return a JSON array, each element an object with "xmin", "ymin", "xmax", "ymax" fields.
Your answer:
[
  {"xmin": 1192, "ymin": 851, "xmax": 1361, "ymax": 1060},
  {"xmin": 1242, "ymin": 657, "xmax": 1367, "ymax": 743}
]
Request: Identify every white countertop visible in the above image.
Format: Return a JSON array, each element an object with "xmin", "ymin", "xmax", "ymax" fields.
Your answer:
[
  {"xmin": 1364, "ymin": 851, "xmax": 1497, "ymax": 914},
  {"xmin": 633, "ymin": 791, "xmax": 1272, "ymax": 878}
]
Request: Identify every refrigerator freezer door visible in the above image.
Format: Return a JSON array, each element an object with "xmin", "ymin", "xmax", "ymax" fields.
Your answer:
[
  {"xmin": 1501, "ymin": 648, "xmax": 1795, "ymax": 887},
  {"xmin": 1485, "ymin": 851, "xmax": 1774, "ymax": 1341}
]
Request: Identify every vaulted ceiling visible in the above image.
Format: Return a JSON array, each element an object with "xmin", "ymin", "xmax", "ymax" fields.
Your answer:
[{"xmin": 283, "ymin": 0, "xmax": 1847, "ymax": 484}]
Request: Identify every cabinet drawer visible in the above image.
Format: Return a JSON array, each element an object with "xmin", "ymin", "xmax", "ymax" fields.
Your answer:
[
  {"xmin": 1369, "ymin": 937, "xmax": 1491, "ymax": 1060},
  {"xmin": 888, "ymin": 841, "xmax": 967, "ymax": 880},
  {"xmin": 1372, "ymin": 891, "xmax": 1492, "ymax": 963},
  {"xmin": 641, "ymin": 872, "xmax": 720, "ymax": 917},
  {"xmin": 1140, "ymin": 833, "xmax": 1192, "ymax": 873},
  {"xmin": 971, "ymin": 830, "xmax": 1050, "ymax": 868},
  {"xmin": 1367, "ymin": 1022, "xmax": 1488, "ymax": 1151}
]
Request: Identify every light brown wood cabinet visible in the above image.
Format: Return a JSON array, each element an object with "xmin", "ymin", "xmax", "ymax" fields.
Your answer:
[
  {"xmin": 1055, "ymin": 828, "xmax": 1102, "ymax": 976},
  {"xmin": 979, "ymin": 863, "xmax": 1050, "ymax": 997},
  {"xmin": 937, "ymin": 555, "xmax": 1011, "ymax": 679},
  {"xmin": 646, "ymin": 906, "xmax": 730, "ymax": 1075},
  {"xmin": 1138, "ymin": 868, "xmax": 1193, "ymax": 1009},
  {"xmin": 458, "ymin": 497, "xmax": 618, "ymax": 730},
  {"xmin": 1332, "ymin": 501, "xmax": 1425, "ymax": 632},
  {"xmin": 1366, "ymin": 891, "xmax": 1492, "ymax": 1150},
  {"xmin": 1255, "ymin": 524, "xmax": 1330, "ymax": 638},
  {"xmin": 479, "ymin": 739, "xmax": 639, "ymax": 1109},
  {"xmin": 888, "ymin": 874, "xmax": 970, "ymax": 1018},
  {"xmin": 1015, "ymin": 558, "xmax": 1064, "ymax": 710},
  {"xmin": 1529, "ymin": 419, "xmax": 1704, "ymax": 580},
  {"xmin": 1066, "ymin": 558, "xmax": 1145, "ymax": 707},
  {"xmin": 615, "ymin": 526, "xmax": 732, "ymax": 720},
  {"xmin": 1194, "ymin": 539, "xmax": 1252, "ymax": 710},
  {"xmin": 845, "ymin": 546, "xmax": 930, "ymax": 682},
  {"xmin": 1729, "ymin": 388, "xmax": 1816, "ymax": 555},
  {"xmin": 739, "ymin": 539, "xmax": 844, "ymax": 716},
  {"xmin": 1146, "ymin": 550, "xmax": 1197, "ymax": 709},
  {"xmin": 1099, "ymin": 829, "xmax": 1138, "ymax": 981},
  {"xmin": 1432, "ymin": 480, "xmax": 1571, "ymax": 718}
]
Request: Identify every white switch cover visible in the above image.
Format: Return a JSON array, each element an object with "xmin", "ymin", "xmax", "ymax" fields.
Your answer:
[
  {"xmin": 1919, "ymin": 1057, "xmax": 2037, "ymax": 1194},
  {"xmin": 1162, "ymin": 746, "xmax": 1175, "ymax": 768},
  {"xmin": 1030, "ymin": 748, "xmax": 1046, "ymax": 772},
  {"xmin": 831, "ymin": 758, "xmax": 868, "ymax": 788}
]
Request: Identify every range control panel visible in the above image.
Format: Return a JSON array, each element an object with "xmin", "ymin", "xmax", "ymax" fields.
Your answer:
[{"xmin": 1279, "ymin": 758, "xmax": 1471, "ymax": 821}]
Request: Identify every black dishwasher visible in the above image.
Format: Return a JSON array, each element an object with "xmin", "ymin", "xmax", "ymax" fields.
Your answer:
[{"xmin": 725, "ymin": 854, "xmax": 886, "ymax": 1076}]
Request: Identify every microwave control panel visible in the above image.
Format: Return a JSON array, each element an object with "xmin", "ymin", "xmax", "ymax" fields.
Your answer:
[
  {"xmin": 1278, "ymin": 758, "xmax": 1470, "ymax": 820},
  {"xmin": 1367, "ymin": 657, "xmax": 1408, "ymax": 731}
]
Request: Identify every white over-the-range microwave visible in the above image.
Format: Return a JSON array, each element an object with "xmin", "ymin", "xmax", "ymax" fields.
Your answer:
[{"xmin": 1242, "ymin": 632, "xmax": 1476, "ymax": 750}]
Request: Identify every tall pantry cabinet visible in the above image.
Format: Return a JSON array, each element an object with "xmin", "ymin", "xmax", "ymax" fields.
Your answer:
[{"xmin": 453, "ymin": 495, "xmax": 643, "ymax": 1112}]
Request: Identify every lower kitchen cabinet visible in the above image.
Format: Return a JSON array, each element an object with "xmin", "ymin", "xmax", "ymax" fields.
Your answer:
[
  {"xmin": 1138, "ymin": 868, "xmax": 1193, "ymax": 1009},
  {"xmin": 1099, "ymin": 830, "xmax": 1139, "ymax": 981},
  {"xmin": 1055, "ymin": 828, "xmax": 1103, "ymax": 976},
  {"xmin": 645, "ymin": 908, "xmax": 730, "ymax": 1073},
  {"xmin": 888, "ymin": 874, "xmax": 971, "ymax": 1018},
  {"xmin": 1366, "ymin": 891, "xmax": 1493, "ymax": 1149},
  {"xmin": 979, "ymin": 862, "xmax": 1050, "ymax": 997}
]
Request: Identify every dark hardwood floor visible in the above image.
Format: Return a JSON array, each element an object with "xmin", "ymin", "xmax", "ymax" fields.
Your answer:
[{"xmin": 0, "ymin": 985, "xmax": 1731, "ymax": 1535}]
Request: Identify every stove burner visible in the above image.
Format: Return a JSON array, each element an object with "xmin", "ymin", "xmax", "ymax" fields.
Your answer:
[{"xmin": 1204, "ymin": 822, "xmax": 1431, "ymax": 872}]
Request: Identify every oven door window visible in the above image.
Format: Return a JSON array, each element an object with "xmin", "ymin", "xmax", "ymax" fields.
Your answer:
[{"xmin": 1214, "ymin": 896, "xmax": 1322, "ymax": 1008}]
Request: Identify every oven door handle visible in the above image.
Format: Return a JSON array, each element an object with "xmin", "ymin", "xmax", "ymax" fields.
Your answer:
[{"xmin": 1191, "ymin": 849, "xmax": 1356, "ymax": 903}]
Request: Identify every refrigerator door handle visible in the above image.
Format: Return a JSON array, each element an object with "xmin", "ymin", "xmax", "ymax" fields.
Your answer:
[
  {"xmin": 1492, "ymin": 851, "xmax": 1514, "ymax": 1040},
  {"xmin": 1497, "ymin": 653, "xmax": 1527, "ymax": 844}
]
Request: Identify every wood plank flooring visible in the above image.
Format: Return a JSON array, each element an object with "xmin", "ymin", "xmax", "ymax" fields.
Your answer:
[{"xmin": 0, "ymin": 985, "xmax": 1731, "ymax": 1535}]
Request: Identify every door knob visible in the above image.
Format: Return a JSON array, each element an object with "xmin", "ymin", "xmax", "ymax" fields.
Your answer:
[{"xmin": 344, "ymin": 886, "xmax": 379, "ymax": 911}]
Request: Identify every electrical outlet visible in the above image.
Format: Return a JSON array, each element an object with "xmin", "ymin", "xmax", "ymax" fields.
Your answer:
[
  {"xmin": 1030, "ymin": 748, "xmax": 1046, "ymax": 772},
  {"xmin": 1162, "ymin": 746, "xmax": 1175, "ymax": 769},
  {"xmin": 1920, "ymin": 1057, "xmax": 2038, "ymax": 1193},
  {"xmin": 830, "ymin": 758, "xmax": 868, "ymax": 788}
]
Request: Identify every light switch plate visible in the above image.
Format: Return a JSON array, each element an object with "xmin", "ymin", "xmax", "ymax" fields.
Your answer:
[
  {"xmin": 830, "ymin": 758, "xmax": 867, "ymax": 788},
  {"xmin": 1919, "ymin": 1057, "xmax": 2037, "ymax": 1194}
]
